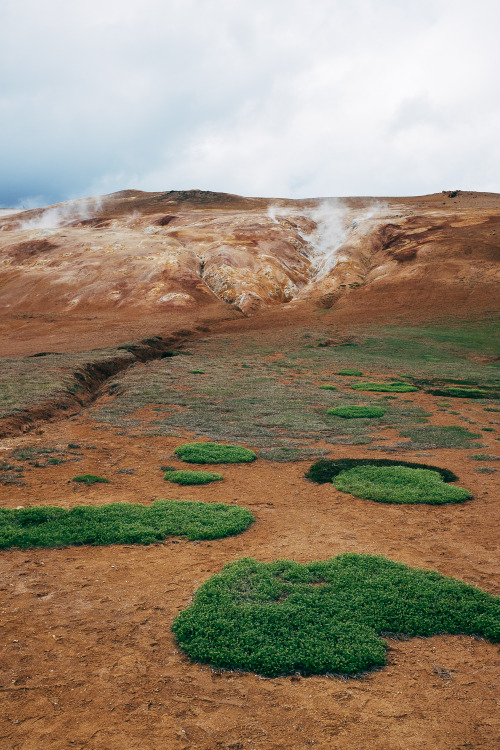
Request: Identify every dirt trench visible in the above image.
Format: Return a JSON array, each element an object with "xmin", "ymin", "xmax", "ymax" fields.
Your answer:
[{"xmin": 0, "ymin": 328, "xmax": 205, "ymax": 439}]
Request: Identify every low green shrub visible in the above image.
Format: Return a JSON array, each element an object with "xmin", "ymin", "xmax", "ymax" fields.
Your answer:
[
  {"xmin": 174, "ymin": 442, "xmax": 257, "ymax": 464},
  {"xmin": 72, "ymin": 475, "xmax": 110, "ymax": 485},
  {"xmin": 305, "ymin": 458, "xmax": 458, "ymax": 484},
  {"xmin": 333, "ymin": 465, "xmax": 471, "ymax": 505},
  {"xmin": 0, "ymin": 500, "xmax": 254, "ymax": 549},
  {"xmin": 327, "ymin": 405, "xmax": 386, "ymax": 419},
  {"xmin": 189, "ymin": 370, "xmax": 205, "ymax": 374},
  {"xmin": 352, "ymin": 382, "xmax": 418, "ymax": 393},
  {"xmin": 337, "ymin": 369, "xmax": 363, "ymax": 376},
  {"xmin": 319, "ymin": 385, "xmax": 338, "ymax": 390},
  {"xmin": 172, "ymin": 554, "xmax": 499, "ymax": 677},
  {"xmin": 164, "ymin": 470, "xmax": 223, "ymax": 485}
]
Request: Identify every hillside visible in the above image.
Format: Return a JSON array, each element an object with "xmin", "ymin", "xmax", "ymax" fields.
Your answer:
[{"xmin": 1, "ymin": 189, "xmax": 498, "ymax": 355}]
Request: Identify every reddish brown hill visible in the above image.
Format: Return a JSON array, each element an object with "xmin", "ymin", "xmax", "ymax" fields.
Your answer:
[{"xmin": 1, "ymin": 189, "xmax": 498, "ymax": 354}]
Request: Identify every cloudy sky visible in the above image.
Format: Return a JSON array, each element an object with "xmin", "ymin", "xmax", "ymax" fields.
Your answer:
[{"xmin": 1, "ymin": 0, "xmax": 500, "ymax": 207}]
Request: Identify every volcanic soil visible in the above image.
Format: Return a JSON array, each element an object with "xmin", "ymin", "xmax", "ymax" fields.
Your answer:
[{"xmin": 1, "ymin": 305, "xmax": 499, "ymax": 750}]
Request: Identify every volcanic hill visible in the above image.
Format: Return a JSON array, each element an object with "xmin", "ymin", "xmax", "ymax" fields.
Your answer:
[{"xmin": 1, "ymin": 188, "xmax": 498, "ymax": 355}]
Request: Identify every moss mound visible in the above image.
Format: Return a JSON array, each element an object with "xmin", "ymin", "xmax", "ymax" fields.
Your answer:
[
  {"xmin": 319, "ymin": 384, "xmax": 338, "ymax": 390},
  {"xmin": 0, "ymin": 500, "xmax": 254, "ymax": 549},
  {"xmin": 164, "ymin": 470, "xmax": 223, "ymax": 485},
  {"xmin": 305, "ymin": 458, "xmax": 458, "ymax": 484},
  {"xmin": 72, "ymin": 474, "xmax": 110, "ymax": 485},
  {"xmin": 174, "ymin": 442, "xmax": 257, "ymax": 464},
  {"xmin": 351, "ymin": 382, "xmax": 418, "ymax": 393},
  {"xmin": 172, "ymin": 554, "xmax": 499, "ymax": 677},
  {"xmin": 337, "ymin": 369, "xmax": 363, "ymax": 376},
  {"xmin": 333, "ymin": 465, "xmax": 471, "ymax": 505},
  {"xmin": 327, "ymin": 405, "xmax": 386, "ymax": 419}
]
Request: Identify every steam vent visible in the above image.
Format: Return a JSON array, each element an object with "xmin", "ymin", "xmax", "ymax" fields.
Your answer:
[{"xmin": 1, "ymin": 189, "xmax": 499, "ymax": 328}]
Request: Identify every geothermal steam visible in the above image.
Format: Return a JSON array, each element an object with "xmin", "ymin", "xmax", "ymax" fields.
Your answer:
[
  {"xmin": 17, "ymin": 196, "xmax": 105, "ymax": 230},
  {"xmin": 268, "ymin": 199, "xmax": 383, "ymax": 281}
]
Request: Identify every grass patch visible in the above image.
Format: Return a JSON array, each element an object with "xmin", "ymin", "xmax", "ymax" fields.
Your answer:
[
  {"xmin": 164, "ymin": 470, "xmax": 223, "ymax": 485},
  {"xmin": 399, "ymin": 425, "xmax": 481, "ymax": 449},
  {"xmin": 174, "ymin": 442, "xmax": 257, "ymax": 464},
  {"xmin": 0, "ymin": 500, "xmax": 254, "ymax": 549},
  {"xmin": 327, "ymin": 405, "xmax": 386, "ymax": 419},
  {"xmin": 319, "ymin": 385, "xmax": 338, "ymax": 390},
  {"xmin": 337, "ymin": 369, "xmax": 363, "ymax": 376},
  {"xmin": 305, "ymin": 458, "xmax": 458, "ymax": 484},
  {"xmin": 352, "ymin": 382, "xmax": 418, "ymax": 393},
  {"xmin": 72, "ymin": 474, "xmax": 110, "ymax": 485},
  {"xmin": 333, "ymin": 465, "xmax": 471, "ymax": 505},
  {"xmin": 172, "ymin": 554, "xmax": 499, "ymax": 677}
]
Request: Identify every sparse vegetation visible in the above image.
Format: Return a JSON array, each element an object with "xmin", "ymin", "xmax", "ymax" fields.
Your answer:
[
  {"xmin": 469, "ymin": 454, "xmax": 500, "ymax": 461},
  {"xmin": 174, "ymin": 442, "xmax": 257, "ymax": 464},
  {"xmin": 352, "ymin": 382, "xmax": 418, "ymax": 393},
  {"xmin": 327, "ymin": 405, "xmax": 386, "ymax": 419},
  {"xmin": 0, "ymin": 500, "xmax": 254, "ymax": 548},
  {"xmin": 428, "ymin": 387, "xmax": 490, "ymax": 399},
  {"xmin": 305, "ymin": 458, "xmax": 458, "ymax": 484},
  {"xmin": 164, "ymin": 470, "xmax": 223, "ymax": 485},
  {"xmin": 72, "ymin": 474, "xmax": 110, "ymax": 485},
  {"xmin": 332, "ymin": 465, "xmax": 471, "ymax": 505},
  {"xmin": 399, "ymin": 425, "xmax": 481, "ymax": 449},
  {"xmin": 172, "ymin": 554, "xmax": 499, "ymax": 677}
]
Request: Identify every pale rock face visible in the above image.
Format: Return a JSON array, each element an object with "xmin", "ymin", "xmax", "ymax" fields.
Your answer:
[{"xmin": 0, "ymin": 189, "xmax": 498, "ymax": 318}]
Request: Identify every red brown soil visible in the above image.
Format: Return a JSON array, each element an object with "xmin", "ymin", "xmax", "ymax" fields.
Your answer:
[
  {"xmin": 1, "ymin": 324, "xmax": 500, "ymax": 750},
  {"xmin": 1, "ymin": 189, "xmax": 499, "ymax": 749}
]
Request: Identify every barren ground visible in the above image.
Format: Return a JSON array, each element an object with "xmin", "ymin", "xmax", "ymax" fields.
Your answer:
[{"xmin": 1, "ymin": 304, "xmax": 499, "ymax": 750}]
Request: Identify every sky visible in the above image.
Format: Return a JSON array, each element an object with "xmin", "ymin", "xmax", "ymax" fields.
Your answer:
[{"xmin": 1, "ymin": 0, "xmax": 500, "ymax": 207}]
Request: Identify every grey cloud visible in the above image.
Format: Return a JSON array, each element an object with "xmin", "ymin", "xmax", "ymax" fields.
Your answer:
[{"xmin": 1, "ymin": 0, "xmax": 500, "ymax": 207}]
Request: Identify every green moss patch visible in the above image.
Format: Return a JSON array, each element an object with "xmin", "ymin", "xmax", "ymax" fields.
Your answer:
[
  {"xmin": 327, "ymin": 405, "xmax": 386, "ymax": 419},
  {"xmin": 305, "ymin": 458, "xmax": 458, "ymax": 484},
  {"xmin": 337, "ymin": 369, "xmax": 363, "ymax": 376},
  {"xmin": 351, "ymin": 382, "xmax": 418, "ymax": 393},
  {"xmin": 333, "ymin": 465, "xmax": 471, "ymax": 505},
  {"xmin": 174, "ymin": 442, "xmax": 257, "ymax": 464},
  {"xmin": 72, "ymin": 474, "xmax": 110, "ymax": 485},
  {"xmin": 318, "ymin": 384, "xmax": 338, "ymax": 390},
  {"xmin": 172, "ymin": 554, "xmax": 499, "ymax": 677},
  {"xmin": 164, "ymin": 470, "xmax": 223, "ymax": 485},
  {"xmin": 0, "ymin": 500, "xmax": 254, "ymax": 549}
]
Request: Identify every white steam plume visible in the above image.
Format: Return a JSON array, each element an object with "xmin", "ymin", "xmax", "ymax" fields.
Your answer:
[
  {"xmin": 17, "ymin": 196, "xmax": 105, "ymax": 231},
  {"xmin": 301, "ymin": 199, "xmax": 384, "ymax": 280},
  {"xmin": 267, "ymin": 204, "xmax": 280, "ymax": 224}
]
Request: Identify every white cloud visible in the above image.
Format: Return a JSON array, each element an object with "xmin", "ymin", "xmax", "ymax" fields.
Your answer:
[{"xmin": 1, "ymin": 0, "xmax": 500, "ymax": 205}]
